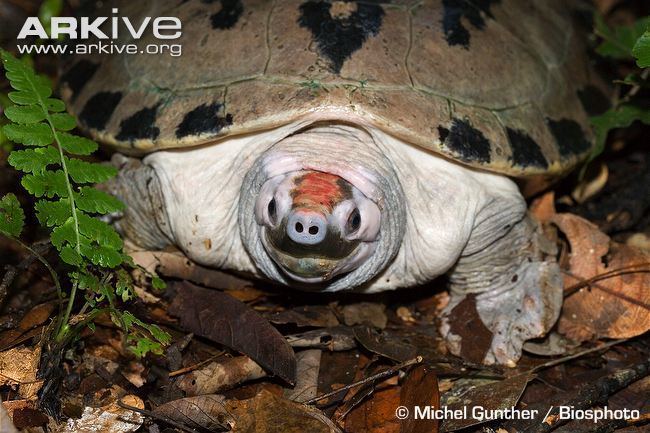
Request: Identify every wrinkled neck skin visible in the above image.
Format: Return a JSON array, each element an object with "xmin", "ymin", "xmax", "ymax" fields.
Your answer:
[{"xmin": 134, "ymin": 118, "xmax": 524, "ymax": 293}]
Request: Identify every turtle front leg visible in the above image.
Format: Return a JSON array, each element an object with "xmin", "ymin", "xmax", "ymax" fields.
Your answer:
[
  {"xmin": 102, "ymin": 154, "xmax": 174, "ymax": 250},
  {"xmin": 441, "ymin": 212, "xmax": 562, "ymax": 366}
]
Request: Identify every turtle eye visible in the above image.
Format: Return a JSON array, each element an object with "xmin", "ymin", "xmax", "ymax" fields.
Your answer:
[
  {"xmin": 346, "ymin": 208, "xmax": 361, "ymax": 234},
  {"xmin": 268, "ymin": 198, "xmax": 277, "ymax": 224}
]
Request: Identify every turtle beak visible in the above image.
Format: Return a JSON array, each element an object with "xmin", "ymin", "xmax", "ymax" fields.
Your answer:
[{"xmin": 255, "ymin": 170, "xmax": 378, "ymax": 283}]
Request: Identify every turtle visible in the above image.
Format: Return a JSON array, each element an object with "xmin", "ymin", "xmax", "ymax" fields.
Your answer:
[{"xmin": 59, "ymin": 0, "xmax": 609, "ymax": 365}]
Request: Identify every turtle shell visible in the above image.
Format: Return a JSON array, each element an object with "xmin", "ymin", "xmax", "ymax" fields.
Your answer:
[{"xmin": 61, "ymin": 0, "xmax": 608, "ymax": 178}]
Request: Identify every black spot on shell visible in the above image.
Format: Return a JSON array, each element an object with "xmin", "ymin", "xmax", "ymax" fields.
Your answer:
[
  {"xmin": 506, "ymin": 127, "xmax": 548, "ymax": 169},
  {"xmin": 60, "ymin": 60, "xmax": 99, "ymax": 101},
  {"xmin": 176, "ymin": 103, "xmax": 233, "ymax": 138},
  {"xmin": 442, "ymin": 0, "xmax": 500, "ymax": 49},
  {"xmin": 438, "ymin": 125, "xmax": 449, "ymax": 142},
  {"xmin": 207, "ymin": 0, "xmax": 244, "ymax": 30},
  {"xmin": 577, "ymin": 85, "xmax": 611, "ymax": 116},
  {"xmin": 79, "ymin": 91, "xmax": 122, "ymax": 131},
  {"xmin": 546, "ymin": 118, "xmax": 591, "ymax": 157},
  {"xmin": 298, "ymin": 1, "xmax": 385, "ymax": 74},
  {"xmin": 441, "ymin": 118, "xmax": 491, "ymax": 163},
  {"xmin": 115, "ymin": 104, "xmax": 161, "ymax": 142}
]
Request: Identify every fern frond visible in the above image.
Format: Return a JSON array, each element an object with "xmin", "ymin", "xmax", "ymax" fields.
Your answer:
[{"xmin": 1, "ymin": 50, "xmax": 124, "ymax": 268}]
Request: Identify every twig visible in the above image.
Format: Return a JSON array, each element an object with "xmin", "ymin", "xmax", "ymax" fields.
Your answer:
[
  {"xmin": 168, "ymin": 351, "xmax": 225, "ymax": 377},
  {"xmin": 591, "ymin": 412, "xmax": 650, "ymax": 433},
  {"xmin": 563, "ymin": 262, "xmax": 650, "ymax": 295},
  {"xmin": 564, "ymin": 270, "xmax": 650, "ymax": 310},
  {"xmin": 117, "ymin": 398, "xmax": 217, "ymax": 433},
  {"xmin": 618, "ymin": 68, "xmax": 650, "ymax": 106},
  {"xmin": 522, "ymin": 358, "xmax": 650, "ymax": 433},
  {"xmin": 303, "ymin": 356, "xmax": 423, "ymax": 405},
  {"xmin": 529, "ymin": 339, "xmax": 629, "ymax": 373},
  {"xmin": 0, "ymin": 240, "xmax": 56, "ymax": 305}
]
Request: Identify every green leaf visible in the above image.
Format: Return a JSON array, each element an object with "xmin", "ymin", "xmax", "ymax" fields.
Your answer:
[
  {"xmin": 21, "ymin": 169, "xmax": 68, "ymax": 198},
  {"xmin": 45, "ymin": 98, "xmax": 65, "ymax": 112},
  {"xmin": 67, "ymin": 159, "xmax": 117, "ymax": 183},
  {"xmin": 58, "ymin": 133, "xmax": 98, "ymax": 155},
  {"xmin": 80, "ymin": 243, "xmax": 123, "ymax": 268},
  {"xmin": 116, "ymin": 269, "xmax": 134, "ymax": 302},
  {"xmin": 8, "ymin": 146, "xmax": 60, "ymax": 174},
  {"xmin": 74, "ymin": 270, "xmax": 101, "ymax": 292},
  {"xmin": 77, "ymin": 212, "xmax": 122, "ymax": 249},
  {"xmin": 151, "ymin": 276, "xmax": 166, "ymax": 290},
  {"xmin": 50, "ymin": 217, "xmax": 76, "ymax": 249},
  {"xmin": 50, "ymin": 113, "xmax": 76, "ymax": 131},
  {"xmin": 60, "ymin": 246, "xmax": 82, "ymax": 265},
  {"xmin": 592, "ymin": 104, "xmax": 650, "ymax": 148},
  {"xmin": 21, "ymin": 169, "xmax": 69, "ymax": 198},
  {"xmin": 596, "ymin": 16, "xmax": 650, "ymax": 59},
  {"xmin": 128, "ymin": 336, "xmax": 164, "ymax": 357},
  {"xmin": 146, "ymin": 323, "xmax": 171, "ymax": 345},
  {"xmin": 0, "ymin": 194, "xmax": 25, "ymax": 237},
  {"xmin": 1, "ymin": 53, "xmax": 52, "ymax": 99},
  {"xmin": 584, "ymin": 104, "xmax": 650, "ymax": 177},
  {"xmin": 75, "ymin": 187, "xmax": 124, "ymax": 215},
  {"xmin": 2, "ymin": 123, "xmax": 53, "ymax": 146},
  {"xmin": 4, "ymin": 105, "xmax": 46, "ymax": 124},
  {"xmin": 632, "ymin": 29, "xmax": 650, "ymax": 67},
  {"xmin": 8, "ymin": 90, "xmax": 39, "ymax": 105},
  {"xmin": 34, "ymin": 198, "xmax": 71, "ymax": 227}
]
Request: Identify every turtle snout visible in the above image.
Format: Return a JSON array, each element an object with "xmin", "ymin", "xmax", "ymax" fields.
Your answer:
[{"xmin": 287, "ymin": 211, "xmax": 327, "ymax": 245}]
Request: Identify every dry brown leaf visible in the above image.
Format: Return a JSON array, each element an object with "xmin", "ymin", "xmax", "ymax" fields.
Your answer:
[
  {"xmin": 441, "ymin": 373, "xmax": 534, "ymax": 432},
  {"xmin": 286, "ymin": 327, "xmax": 357, "ymax": 351},
  {"xmin": 530, "ymin": 191, "xmax": 556, "ymax": 224},
  {"xmin": 0, "ymin": 302, "xmax": 55, "ymax": 349},
  {"xmin": 62, "ymin": 395, "xmax": 144, "ymax": 433},
  {"xmin": 445, "ymin": 295, "xmax": 492, "ymax": 364},
  {"xmin": 121, "ymin": 361, "xmax": 146, "ymax": 388},
  {"xmin": 176, "ymin": 356, "xmax": 266, "ymax": 396},
  {"xmin": 129, "ymin": 249, "xmax": 253, "ymax": 290},
  {"xmin": 11, "ymin": 407, "xmax": 49, "ymax": 430},
  {"xmin": 169, "ymin": 281, "xmax": 296, "ymax": 385},
  {"xmin": 0, "ymin": 345, "xmax": 42, "ymax": 399},
  {"xmin": 153, "ymin": 394, "xmax": 235, "ymax": 431},
  {"xmin": 341, "ymin": 303, "xmax": 388, "ymax": 329},
  {"xmin": 400, "ymin": 365, "xmax": 439, "ymax": 433},
  {"xmin": 268, "ymin": 305, "xmax": 340, "ymax": 328},
  {"xmin": 226, "ymin": 389, "xmax": 342, "ymax": 433},
  {"xmin": 285, "ymin": 349, "xmax": 322, "ymax": 403},
  {"xmin": 552, "ymin": 213, "xmax": 650, "ymax": 342},
  {"xmin": 344, "ymin": 386, "xmax": 401, "ymax": 433},
  {"xmin": 0, "ymin": 403, "xmax": 19, "ymax": 433}
]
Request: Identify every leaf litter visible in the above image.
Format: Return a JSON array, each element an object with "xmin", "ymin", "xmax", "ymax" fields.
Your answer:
[{"xmin": 1, "ymin": 6, "xmax": 650, "ymax": 431}]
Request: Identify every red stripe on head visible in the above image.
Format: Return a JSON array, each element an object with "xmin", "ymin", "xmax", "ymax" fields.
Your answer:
[{"xmin": 291, "ymin": 171, "xmax": 351, "ymax": 214}]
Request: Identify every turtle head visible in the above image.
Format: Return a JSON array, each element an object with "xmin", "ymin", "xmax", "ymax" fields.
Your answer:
[
  {"xmin": 255, "ymin": 170, "xmax": 381, "ymax": 283},
  {"xmin": 239, "ymin": 123, "xmax": 406, "ymax": 292}
]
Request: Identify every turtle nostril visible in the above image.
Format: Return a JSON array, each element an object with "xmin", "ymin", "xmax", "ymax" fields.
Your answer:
[{"xmin": 287, "ymin": 212, "xmax": 327, "ymax": 245}]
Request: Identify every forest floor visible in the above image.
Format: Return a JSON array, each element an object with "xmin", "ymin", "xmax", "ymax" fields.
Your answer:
[{"xmin": 0, "ymin": 1, "xmax": 649, "ymax": 432}]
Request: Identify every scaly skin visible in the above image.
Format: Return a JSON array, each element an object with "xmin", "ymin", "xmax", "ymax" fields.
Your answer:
[{"xmin": 105, "ymin": 119, "xmax": 563, "ymax": 365}]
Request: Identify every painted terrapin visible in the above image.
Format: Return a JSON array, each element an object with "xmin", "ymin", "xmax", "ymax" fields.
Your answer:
[{"xmin": 60, "ymin": 0, "xmax": 608, "ymax": 365}]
